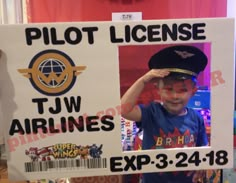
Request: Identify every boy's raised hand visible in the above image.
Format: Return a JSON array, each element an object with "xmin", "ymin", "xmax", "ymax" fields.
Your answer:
[{"xmin": 142, "ymin": 69, "xmax": 170, "ymax": 84}]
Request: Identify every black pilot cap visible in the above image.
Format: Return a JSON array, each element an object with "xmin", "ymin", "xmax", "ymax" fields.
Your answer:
[{"xmin": 148, "ymin": 45, "xmax": 208, "ymax": 80}]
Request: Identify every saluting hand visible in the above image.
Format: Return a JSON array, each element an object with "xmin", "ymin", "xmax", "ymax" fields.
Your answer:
[{"xmin": 142, "ymin": 69, "xmax": 170, "ymax": 84}]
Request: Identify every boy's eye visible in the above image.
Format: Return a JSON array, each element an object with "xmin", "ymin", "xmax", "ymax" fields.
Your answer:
[
  {"xmin": 163, "ymin": 88, "xmax": 188, "ymax": 93},
  {"xmin": 163, "ymin": 87, "xmax": 172, "ymax": 91},
  {"xmin": 177, "ymin": 88, "xmax": 188, "ymax": 93}
]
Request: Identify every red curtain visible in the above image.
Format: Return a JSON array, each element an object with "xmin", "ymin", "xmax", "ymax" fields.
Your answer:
[
  {"xmin": 26, "ymin": 0, "xmax": 227, "ymax": 102},
  {"xmin": 27, "ymin": 0, "xmax": 227, "ymax": 23}
]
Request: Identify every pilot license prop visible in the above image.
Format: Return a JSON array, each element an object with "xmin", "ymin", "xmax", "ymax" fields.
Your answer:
[{"xmin": 0, "ymin": 18, "xmax": 234, "ymax": 181}]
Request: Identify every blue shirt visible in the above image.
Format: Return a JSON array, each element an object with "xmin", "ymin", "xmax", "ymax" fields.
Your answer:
[{"xmin": 139, "ymin": 102, "xmax": 208, "ymax": 183}]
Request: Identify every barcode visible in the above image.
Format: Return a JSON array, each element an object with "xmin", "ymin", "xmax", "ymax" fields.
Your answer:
[{"xmin": 24, "ymin": 158, "xmax": 107, "ymax": 172}]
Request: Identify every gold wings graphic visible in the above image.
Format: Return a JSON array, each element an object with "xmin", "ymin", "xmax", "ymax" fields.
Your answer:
[{"xmin": 18, "ymin": 66, "xmax": 86, "ymax": 84}]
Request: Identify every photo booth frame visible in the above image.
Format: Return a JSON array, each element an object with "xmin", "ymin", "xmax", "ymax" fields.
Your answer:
[{"xmin": 0, "ymin": 18, "xmax": 234, "ymax": 181}]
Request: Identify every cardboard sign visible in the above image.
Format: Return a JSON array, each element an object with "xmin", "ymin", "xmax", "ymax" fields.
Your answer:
[{"xmin": 0, "ymin": 18, "xmax": 234, "ymax": 181}]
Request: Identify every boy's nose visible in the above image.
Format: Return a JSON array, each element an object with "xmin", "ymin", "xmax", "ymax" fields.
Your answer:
[{"xmin": 170, "ymin": 90, "xmax": 181, "ymax": 99}]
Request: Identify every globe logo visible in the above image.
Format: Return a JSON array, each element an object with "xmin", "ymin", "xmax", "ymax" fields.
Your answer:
[
  {"xmin": 18, "ymin": 50, "xmax": 86, "ymax": 96},
  {"xmin": 38, "ymin": 59, "xmax": 67, "ymax": 89}
]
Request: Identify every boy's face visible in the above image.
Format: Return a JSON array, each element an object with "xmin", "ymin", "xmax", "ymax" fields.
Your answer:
[{"xmin": 157, "ymin": 78, "xmax": 197, "ymax": 115}]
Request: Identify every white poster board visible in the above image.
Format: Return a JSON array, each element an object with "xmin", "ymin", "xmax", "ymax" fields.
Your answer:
[{"xmin": 0, "ymin": 18, "xmax": 234, "ymax": 181}]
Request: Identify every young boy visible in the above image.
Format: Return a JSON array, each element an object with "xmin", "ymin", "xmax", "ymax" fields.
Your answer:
[{"xmin": 121, "ymin": 45, "xmax": 209, "ymax": 183}]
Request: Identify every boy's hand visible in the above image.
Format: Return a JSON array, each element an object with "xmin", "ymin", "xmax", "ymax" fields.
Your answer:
[
  {"xmin": 142, "ymin": 69, "xmax": 170, "ymax": 84},
  {"xmin": 187, "ymin": 170, "xmax": 206, "ymax": 183}
]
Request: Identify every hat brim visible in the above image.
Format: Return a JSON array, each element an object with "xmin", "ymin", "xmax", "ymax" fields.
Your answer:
[{"xmin": 165, "ymin": 72, "xmax": 195, "ymax": 80}]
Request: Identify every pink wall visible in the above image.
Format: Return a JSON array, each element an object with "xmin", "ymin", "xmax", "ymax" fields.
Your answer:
[{"xmin": 27, "ymin": 0, "xmax": 227, "ymax": 22}]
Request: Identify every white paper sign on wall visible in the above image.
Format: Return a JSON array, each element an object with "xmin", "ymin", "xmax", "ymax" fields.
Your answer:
[{"xmin": 112, "ymin": 12, "xmax": 142, "ymax": 21}]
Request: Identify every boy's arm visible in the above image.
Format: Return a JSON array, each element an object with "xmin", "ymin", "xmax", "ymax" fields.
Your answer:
[
  {"xmin": 121, "ymin": 69, "xmax": 169, "ymax": 122},
  {"xmin": 121, "ymin": 77, "xmax": 145, "ymax": 122}
]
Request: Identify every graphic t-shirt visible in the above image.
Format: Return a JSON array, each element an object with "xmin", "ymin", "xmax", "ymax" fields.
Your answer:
[{"xmin": 139, "ymin": 102, "xmax": 208, "ymax": 183}]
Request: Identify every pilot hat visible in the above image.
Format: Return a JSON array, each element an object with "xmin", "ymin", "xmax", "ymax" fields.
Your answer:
[{"xmin": 148, "ymin": 45, "xmax": 208, "ymax": 80}]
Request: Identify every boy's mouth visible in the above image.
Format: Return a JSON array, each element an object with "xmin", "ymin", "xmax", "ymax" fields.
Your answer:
[{"xmin": 167, "ymin": 100, "xmax": 182, "ymax": 105}]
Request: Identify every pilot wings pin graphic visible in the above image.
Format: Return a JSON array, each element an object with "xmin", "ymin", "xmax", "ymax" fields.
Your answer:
[
  {"xmin": 18, "ymin": 50, "xmax": 86, "ymax": 96},
  {"xmin": 174, "ymin": 50, "xmax": 195, "ymax": 59}
]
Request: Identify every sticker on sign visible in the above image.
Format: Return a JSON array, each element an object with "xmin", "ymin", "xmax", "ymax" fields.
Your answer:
[{"xmin": 112, "ymin": 12, "xmax": 142, "ymax": 21}]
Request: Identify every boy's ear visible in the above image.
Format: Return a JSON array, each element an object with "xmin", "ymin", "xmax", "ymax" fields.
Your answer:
[{"xmin": 192, "ymin": 86, "xmax": 198, "ymax": 96}]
